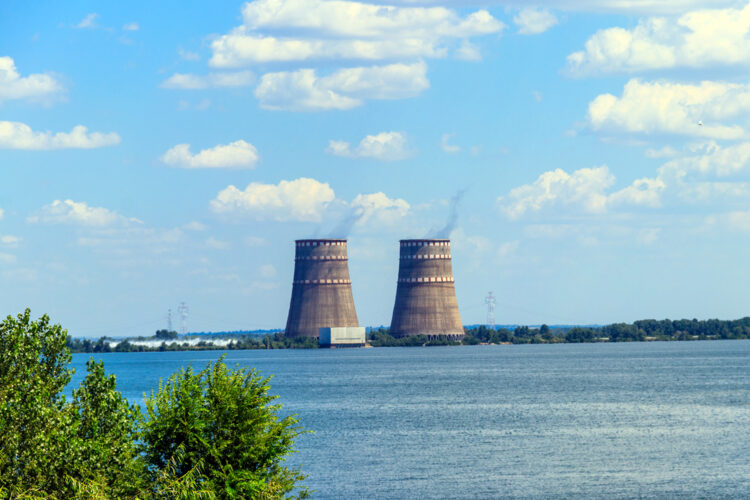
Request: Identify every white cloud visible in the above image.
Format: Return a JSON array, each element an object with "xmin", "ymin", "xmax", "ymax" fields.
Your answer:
[
  {"xmin": 259, "ymin": 264, "xmax": 276, "ymax": 278},
  {"xmin": 567, "ymin": 4, "xmax": 750, "ymax": 75},
  {"xmin": 441, "ymin": 133, "xmax": 460, "ymax": 153},
  {"xmin": 205, "ymin": 236, "xmax": 230, "ymax": 250},
  {"xmin": 178, "ymin": 48, "xmax": 200, "ymax": 61},
  {"xmin": 497, "ymin": 240, "xmax": 519, "ymax": 257},
  {"xmin": 659, "ymin": 141, "xmax": 750, "ymax": 178},
  {"xmin": 636, "ymin": 227, "xmax": 661, "ymax": 245},
  {"xmin": 0, "ymin": 235, "xmax": 20, "ymax": 246},
  {"xmin": 209, "ymin": 0, "xmax": 503, "ymax": 67},
  {"xmin": 183, "ymin": 221, "xmax": 207, "ymax": 231},
  {"xmin": 210, "ymin": 178, "xmax": 335, "ymax": 221},
  {"xmin": 255, "ymin": 62, "xmax": 428, "ymax": 111},
  {"xmin": 587, "ymin": 79, "xmax": 750, "ymax": 140},
  {"xmin": 161, "ymin": 71, "xmax": 255, "ymax": 90},
  {"xmin": 350, "ymin": 192, "xmax": 410, "ymax": 225},
  {"xmin": 0, "ymin": 56, "xmax": 63, "ymax": 103},
  {"xmin": 514, "ymin": 7, "xmax": 558, "ymax": 35},
  {"xmin": 0, "ymin": 253, "xmax": 16, "ymax": 264},
  {"xmin": 645, "ymin": 146, "xmax": 678, "ymax": 158},
  {"xmin": 387, "ymin": 1, "xmax": 734, "ymax": 16},
  {"xmin": 0, "ymin": 121, "xmax": 120, "ymax": 150},
  {"xmin": 28, "ymin": 200, "xmax": 140, "ymax": 226},
  {"xmin": 498, "ymin": 166, "xmax": 615, "ymax": 219},
  {"xmin": 455, "ymin": 40, "xmax": 482, "ymax": 61},
  {"xmin": 0, "ymin": 208, "xmax": 3, "ymax": 219},
  {"xmin": 75, "ymin": 13, "xmax": 99, "ymax": 29},
  {"xmin": 122, "ymin": 22, "xmax": 139, "ymax": 31},
  {"xmin": 608, "ymin": 177, "xmax": 666, "ymax": 208},
  {"xmin": 161, "ymin": 140, "xmax": 259, "ymax": 169},
  {"xmin": 326, "ymin": 131, "xmax": 410, "ymax": 160}
]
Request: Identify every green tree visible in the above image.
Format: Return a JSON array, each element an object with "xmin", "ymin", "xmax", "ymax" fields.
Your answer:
[
  {"xmin": 0, "ymin": 309, "xmax": 73, "ymax": 494},
  {"xmin": 0, "ymin": 310, "xmax": 144, "ymax": 498},
  {"xmin": 142, "ymin": 357, "xmax": 309, "ymax": 499}
]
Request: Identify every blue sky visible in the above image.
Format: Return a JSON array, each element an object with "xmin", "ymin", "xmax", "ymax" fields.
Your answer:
[{"xmin": 2, "ymin": 0, "xmax": 750, "ymax": 337}]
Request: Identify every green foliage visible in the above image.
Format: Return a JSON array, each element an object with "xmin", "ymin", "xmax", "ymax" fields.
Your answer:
[
  {"xmin": 155, "ymin": 329, "xmax": 179, "ymax": 340},
  {"xmin": 142, "ymin": 357, "xmax": 309, "ymax": 499},
  {"xmin": 0, "ymin": 310, "xmax": 309, "ymax": 499},
  {"xmin": 0, "ymin": 309, "xmax": 74, "ymax": 494}
]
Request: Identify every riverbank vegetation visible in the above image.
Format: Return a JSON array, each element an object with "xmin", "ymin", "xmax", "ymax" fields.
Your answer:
[
  {"xmin": 0, "ymin": 310, "xmax": 309, "ymax": 499},
  {"xmin": 66, "ymin": 317, "xmax": 750, "ymax": 353}
]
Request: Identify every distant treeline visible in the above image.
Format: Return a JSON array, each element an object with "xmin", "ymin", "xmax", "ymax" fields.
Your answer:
[
  {"xmin": 66, "ymin": 331, "xmax": 318, "ymax": 353},
  {"xmin": 460, "ymin": 317, "xmax": 750, "ymax": 345},
  {"xmin": 66, "ymin": 318, "xmax": 750, "ymax": 353}
]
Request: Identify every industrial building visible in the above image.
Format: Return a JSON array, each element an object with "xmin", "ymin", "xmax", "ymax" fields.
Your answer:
[
  {"xmin": 284, "ymin": 239, "xmax": 360, "ymax": 338},
  {"xmin": 389, "ymin": 239, "xmax": 464, "ymax": 340},
  {"xmin": 319, "ymin": 327, "xmax": 366, "ymax": 348}
]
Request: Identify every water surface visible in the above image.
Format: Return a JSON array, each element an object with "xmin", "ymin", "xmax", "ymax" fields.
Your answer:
[{"xmin": 71, "ymin": 341, "xmax": 750, "ymax": 498}]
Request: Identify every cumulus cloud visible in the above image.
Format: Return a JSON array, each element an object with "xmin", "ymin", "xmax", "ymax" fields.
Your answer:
[
  {"xmin": 350, "ymin": 192, "xmax": 410, "ymax": 225},
  {"xmin": 0, "ymin": 56, "xmax": 63, "ymax": 103},
  {"xmin": 645, "ymin": 146, "xmax": 678, "ymax": 158},
  {"xmin": 328, "ymin": 191, "xmax": 410, "ymax": 236},
  {"xmin": 161, "ymin": 140, "xmax": 259, "ymax": 169},
  {"xmin": 210, "ymin": 178, "xmax": 335, "ymax": 221},
  {"xmin": 441, "ymin": 133, "xmax": 460, "ymax": 153},
  {"xmin": 75, "ymin": 13, "xmax": 99, "ymax": 29},
  {"xmin": 259, "ymin": 264, "xmax": 276, "ymax": 278},
  {"xmin": 659, "ymin": 141, "xmax": 750, "ymax": 178},
  {"xmin": 255, "ymin": 61, "xmax": 428, "ymax": 111},
  {"xmin": 28, "ymin": 200, "xmax": 140, "ymax": 226},
  {"xmin": 122, "ymin": 22, "xmax": 139, "ymax": 31},
  {"xmin": 183, "ymin": 221, "xmax": 207, "ymax": 231},
  {"xmin": 326, "ymin": 131, "xmax": 410, "ymax": 160},
  {"xmin": 586, "ymin": 79, "xmax": 750, "ymax": 140},
  {"xmin": 0, "ymin": 235, "xmax": 20, "ymax": 246},
  {"xmin": 608, "ymin": 177, "xmax": 666, "ymax": 208},
  {"xmin": 499, "ymin": 166, "xmax": 614, "ymax": 219},
  {"xmin": 567, "ymin": 3, "xmax": 750, "ymax": 75},
  {"xmin": 161, "ymin": 71, "xmax": 255, "ymax": 90},
  {"xmin": 0, "ymin": 121, "xmax": 120, "ymax": 150},
  {"xmin": 205, "ymin": 236, "xmax": 230, "ymax": 249},
  {"xmin": 498, "ymin": 166, "xmax": 669, "ymax": 218},
  {"xmin": 514, "ymin": 7, "xmax": 558, "ymax": 35},
  {"xmin": 209, "ymin": 0, "xmax": 503, "ymax": 67}
]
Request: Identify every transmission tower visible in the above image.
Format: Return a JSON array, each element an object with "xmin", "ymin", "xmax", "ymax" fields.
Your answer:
[
  {"xmin": 485, "ymin": 292, "xmax": 496, "ymax": 330},
  {"xmin": 166, "ymin": 308, "xmax": 173, "ymax": 332},
  {"xmin": 178, "ymin": 302, "xmax": 189, "ymax": 335}
]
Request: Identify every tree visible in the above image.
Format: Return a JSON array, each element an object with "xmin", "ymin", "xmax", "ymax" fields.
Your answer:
[
  {"xmin": 142, "ymin": 357, "xmax": 309, "ymax": 499},
  {"xmin": 0, "ymin": 310, "xmax": 144, "ymax": 497},
  {"xmin": 0, "ymin": 310, "xmax": 309, "ymax": 498}
]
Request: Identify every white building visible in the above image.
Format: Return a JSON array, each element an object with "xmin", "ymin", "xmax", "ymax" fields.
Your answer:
[{"xmin": 319, "ymin": 327, "xmax": 366, "ymax": 348}]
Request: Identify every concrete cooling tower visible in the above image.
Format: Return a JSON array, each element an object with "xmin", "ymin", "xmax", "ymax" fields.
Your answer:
[
  {"xmin": 389, "ymin": 239, "xmax": 464, "ymax": 340},
  {"xmin": 285, "ymin": 239, "xmax": 359, "ymax": 338}
]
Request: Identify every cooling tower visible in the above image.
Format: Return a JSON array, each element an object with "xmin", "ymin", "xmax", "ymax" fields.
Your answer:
[
  {"xmin": 389, "ymin": 239, "xmax": 464, "ymax": 339},
  {"xmin": 285, "ymin": 239, "xmax": 359, "ymax": 338}
]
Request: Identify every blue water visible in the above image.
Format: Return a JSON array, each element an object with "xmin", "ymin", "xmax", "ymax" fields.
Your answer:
[{"xmin": 70, "ymin": 341, "xmax": 750, "ymax": 499}]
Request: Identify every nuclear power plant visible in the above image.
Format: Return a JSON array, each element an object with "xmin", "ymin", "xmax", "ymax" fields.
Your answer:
[
  {"xmin": 283, "ymin": 237, "xmax": 464, "ymax": 342},
  {"xmin": 284, "ymin": 239, "xmax": 360, "ymax": 339},
  {"xmin": 389, "ymin": 239, "xmax": 464, "ymax": 340}
]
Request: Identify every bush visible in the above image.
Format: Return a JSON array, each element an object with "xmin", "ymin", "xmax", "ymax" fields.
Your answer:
[{"xmin": 0, "ymin": 310, "xmax": 308, "ymax": 499}]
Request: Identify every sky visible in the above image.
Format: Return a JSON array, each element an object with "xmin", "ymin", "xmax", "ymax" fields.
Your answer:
[{"xmin": 2, "ymin": 0, "xmax": 750, "ymax": 337}]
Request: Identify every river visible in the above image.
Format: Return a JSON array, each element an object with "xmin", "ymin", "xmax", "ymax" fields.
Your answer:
[{"xmin": 70, "ymin": 340, "xmax": 750, "ymax": 499}]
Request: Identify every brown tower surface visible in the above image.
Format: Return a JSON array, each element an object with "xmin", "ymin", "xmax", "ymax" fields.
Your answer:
[
  {"xmin": 284, "ymin": 239, "xmax": 359, "ymax": 339},
  {"xmin": 389, "ymin": 239, "xmax": 464, "ymax": 340}
]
